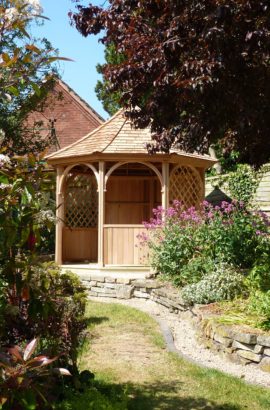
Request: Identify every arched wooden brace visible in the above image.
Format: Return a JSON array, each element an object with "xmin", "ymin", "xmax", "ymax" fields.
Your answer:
[
  {"xmin": 105, "ymin": 161, "xmax": 164, "ymax": 191},
  {"xmin": 59, "ymin": 163, "xmax": 99, "ymax": 195}
]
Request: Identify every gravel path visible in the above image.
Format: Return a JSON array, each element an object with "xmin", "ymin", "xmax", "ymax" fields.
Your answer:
[{"xmin": 91, "ymin": 297, "xmax": 270, "ymax": 388}]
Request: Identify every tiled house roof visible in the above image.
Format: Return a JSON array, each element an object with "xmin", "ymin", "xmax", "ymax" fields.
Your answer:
[
  {"xmin": 47, "ymin": 109, "xmax": 215, "ymax": 165},
  {"xmin": 25, "ymin": 79, "xmax": 104, "ymax": 153}
]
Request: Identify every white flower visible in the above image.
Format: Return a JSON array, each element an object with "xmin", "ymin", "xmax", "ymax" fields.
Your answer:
[
  {"xmin": 4, "ymin": 1, "xmax": 42, "ymax": 23},
  {"xmin": 34, "ymin": 209, "xmax": 55, "ymax": 224},
  {"xmin": 0, "ymin": 183, "xmax": 12, "ymax": 190},
  {"xmin": 25, "ymin": 0, "xmax": 42, "ymax": 14},
  {"xmin": 4, "ymin": 7, "xmax": 19, "ymax": 22},
  {"xmin": 0, "ymin": 154, "xmax": 11, "ymax": 168}
]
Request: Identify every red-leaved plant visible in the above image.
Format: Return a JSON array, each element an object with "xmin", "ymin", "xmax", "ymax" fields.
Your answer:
[{"xmin": 0, "ymin": 338, "xmax": 71, "ymax": 410}]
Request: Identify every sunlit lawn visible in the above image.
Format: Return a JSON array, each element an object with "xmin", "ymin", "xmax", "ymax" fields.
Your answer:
[{"xmin": 58, "ymin": 301, "xmax": 270, "ymax": 410}]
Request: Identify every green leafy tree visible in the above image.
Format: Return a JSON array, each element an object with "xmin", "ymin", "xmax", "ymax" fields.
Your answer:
[
  {"xmin": 0, "ymin": 0, "xmax": 68, "ymax": 154},
  {"xmin": 95, "ymin": 43, "xmax": 122, "ymax": 116},
  {"xmin": 71, "ymin": 0, "xmax": 270, "ymax": 167}
]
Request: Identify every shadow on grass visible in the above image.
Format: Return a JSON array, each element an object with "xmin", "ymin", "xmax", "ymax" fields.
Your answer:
[
  {"xmin": 85, "ymin": 316, "xmax": 109, "ymax": 327},
  {"xmin": 126, "ymin": 380, "xmax": 242, "ymax": 410},
  {"xmin": 91, "ymin": 379, "xmax": 242, "ymax": 410}
]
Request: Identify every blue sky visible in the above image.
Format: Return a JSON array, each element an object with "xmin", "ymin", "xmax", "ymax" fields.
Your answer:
[{"xmin": 31, "ymin": 0, "xmax": 108, "ymax": 119}]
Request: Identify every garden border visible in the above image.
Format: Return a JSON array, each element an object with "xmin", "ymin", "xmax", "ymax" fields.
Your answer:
[{"xmin": 81, "ymin": 274, "xmax": 270, "ymax": 373}]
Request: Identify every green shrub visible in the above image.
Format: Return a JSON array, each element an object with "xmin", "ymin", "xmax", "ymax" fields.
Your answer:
[
  {"xmin": 181, "ymin": 264, "xmax": 246, "ymax": 305},
  {"xmin": 172, "ymin": 256, "xmax": 215, "ymax": 287},
  {"xmin": 1, "ymin": 262, "xmax": 87, "ymax": 368},
  {"xmin": 246, "ymin": 263, "xmax": 270, "ymax": 292},
  {"xmin": 248, "ymin": 291, "xmax": 270, "ymax": 329}
]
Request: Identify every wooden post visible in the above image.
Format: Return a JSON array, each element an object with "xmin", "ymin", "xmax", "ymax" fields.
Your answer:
[
  {"xmin": 162, "ymin": 162, "xmax": 169, "ymax": 210},
  {"xmin": 98, "ymin": 161, "xmax": 105, "ymax": 267},
  {"xmin": 55, "ymin": 166, "xmax": 65, "ymax": 265},
  {"xmin": 198, "ymin": 167, "xmax": 206, "ymax": 200}
]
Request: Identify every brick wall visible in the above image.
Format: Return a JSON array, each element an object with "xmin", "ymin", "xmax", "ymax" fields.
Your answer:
[{"xmin": 25, "ymin": 80, "xmax": 104, "ymax": 154}]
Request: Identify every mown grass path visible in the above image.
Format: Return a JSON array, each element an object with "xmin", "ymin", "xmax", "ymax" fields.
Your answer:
[{"xmin": 80, "ymin": 301, "xmax": 270, "ymax": 410}]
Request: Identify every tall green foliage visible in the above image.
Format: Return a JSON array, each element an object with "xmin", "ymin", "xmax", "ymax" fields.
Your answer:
[
  {"xmin": 0, "ymin": 154, "xmax": 87, "ymax": 367},
  {"xmin": 0, "ymin": 1, "xmax": 67, "ymax": 154},
  {"xmin": 95, "ymin": 43, "xmax": 122, "ymax": 116}
]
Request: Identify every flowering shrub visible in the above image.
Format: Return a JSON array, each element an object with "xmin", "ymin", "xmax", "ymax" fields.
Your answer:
[
  {"xmin": 181, "ymin": 264, "xmax": 246, "ymax": 305},
  {"xmin": 140, "ymin": 200, "xmax": 270, "ymax": 285}
]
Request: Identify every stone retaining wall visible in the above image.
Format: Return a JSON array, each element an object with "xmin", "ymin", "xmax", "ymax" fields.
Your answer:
[
  {"xmin": 81, "ymin": 275, "xmax": 187, "ymax": 313},
  {"xmin": 82, "ymin": 275, "xmax": 270, "ymax": 372},
  {"xmin": 194, "ymin": 313, "xmax": 270, "ymax": 372}
]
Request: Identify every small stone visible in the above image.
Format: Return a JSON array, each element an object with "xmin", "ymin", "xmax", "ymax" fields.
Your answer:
[
  {"xmin": 155, "ymin": 298, "xmax": 171, "ymax": 309},
  {"xmin": 133, "ymin": 280, "xmax": 160, "ymax": 289},
  {"xmin": 105, "ymin": 277, "xmax": 116, "ymax": 283},
  {"xmin": 215, "ymin": 325, "xmax": 234, "ymax": 339},
  {"xmin": 103, "ymin": 283, "xmax": 117, "ymax": 289},
  {"xmin": 213, "ymin": 333, "xmax": 232, "ymax": 348},
  {"xmin": 95, "ymin": 282, "xmax": 104, "ymax": 287},
  {"xmin": 239, "ymin": 357, "xmax": 252, "ymax": 366},
  {"xmin": 87, "ymin": 291, "xmax": 97, "ymax": 297},
  {"xmin": 236, "ymin": 349, "xmax": 262, "ymax": 363},
  {"xmin": 257, "ymin": 335, "xmax": 270, "ymax": 348},
  {"xmin": 233, "ymin": 332, "xmax": 257, "ymax": 345},
  {"xmin": 91, "ymin": 286, "xmax": 115, "ymax": 294},
  {"xmin": 264, "ymin": 348, "xmax": 270, "ymax": 356},
  {"xmin": 254, "ymin": 344, "xmax": 264, "ymax": 354},
  {"xmin": 116, "ymin": 285, "xmax": 134, "ymax": 299},
  {"xmin": 232, "ymin": 340, "xmax": 264, "ymax": 354},
  {"xmin": 116, "ymin": 278, "xmax": 131, "ymax": 285},
  {"xmin": 90, "ymin": 275, "xmax": 105, "ymax": 283},
  {"xmin": 259, "ymin": 357, "xmax": 270, "ymax": 373},
  {"xmin": 134, "ymin": 290, "xmax": 149, "ymax": 299}
]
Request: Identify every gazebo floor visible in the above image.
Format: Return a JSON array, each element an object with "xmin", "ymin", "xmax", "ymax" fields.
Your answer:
[{"xmin": 61, "ymin": 263, "xmax": 151, "ymax": 280}]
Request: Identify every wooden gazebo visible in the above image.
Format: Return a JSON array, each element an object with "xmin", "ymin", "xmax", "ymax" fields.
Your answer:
[{"xmin": 47, "ymin": 110, "xmax": 215, "ymax": 275}]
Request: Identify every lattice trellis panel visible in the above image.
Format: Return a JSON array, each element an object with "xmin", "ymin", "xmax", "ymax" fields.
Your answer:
[
  {"xmin": 65, "ymin": 172, "xmax": 98, "ymax": 228},
  {"xmin": 169, "ymin": 165, "xmax": 203, "ymax": 208}
]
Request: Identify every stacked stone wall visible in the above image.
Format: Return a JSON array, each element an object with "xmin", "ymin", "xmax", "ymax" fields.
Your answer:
[{"xmin": 82, "ymin": 275, "xmax": 270, "ymax": 372}]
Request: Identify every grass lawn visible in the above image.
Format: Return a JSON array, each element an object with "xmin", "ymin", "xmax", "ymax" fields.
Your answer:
[{"xmin": 59, "ymin": 301, "xmax": 270, "ymax": 410}]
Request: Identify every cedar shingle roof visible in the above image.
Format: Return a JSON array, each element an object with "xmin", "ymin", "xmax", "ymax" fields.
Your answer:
[{"xmin": 46, "ymin": 109, "xmax": 215, "ymax": 164}]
